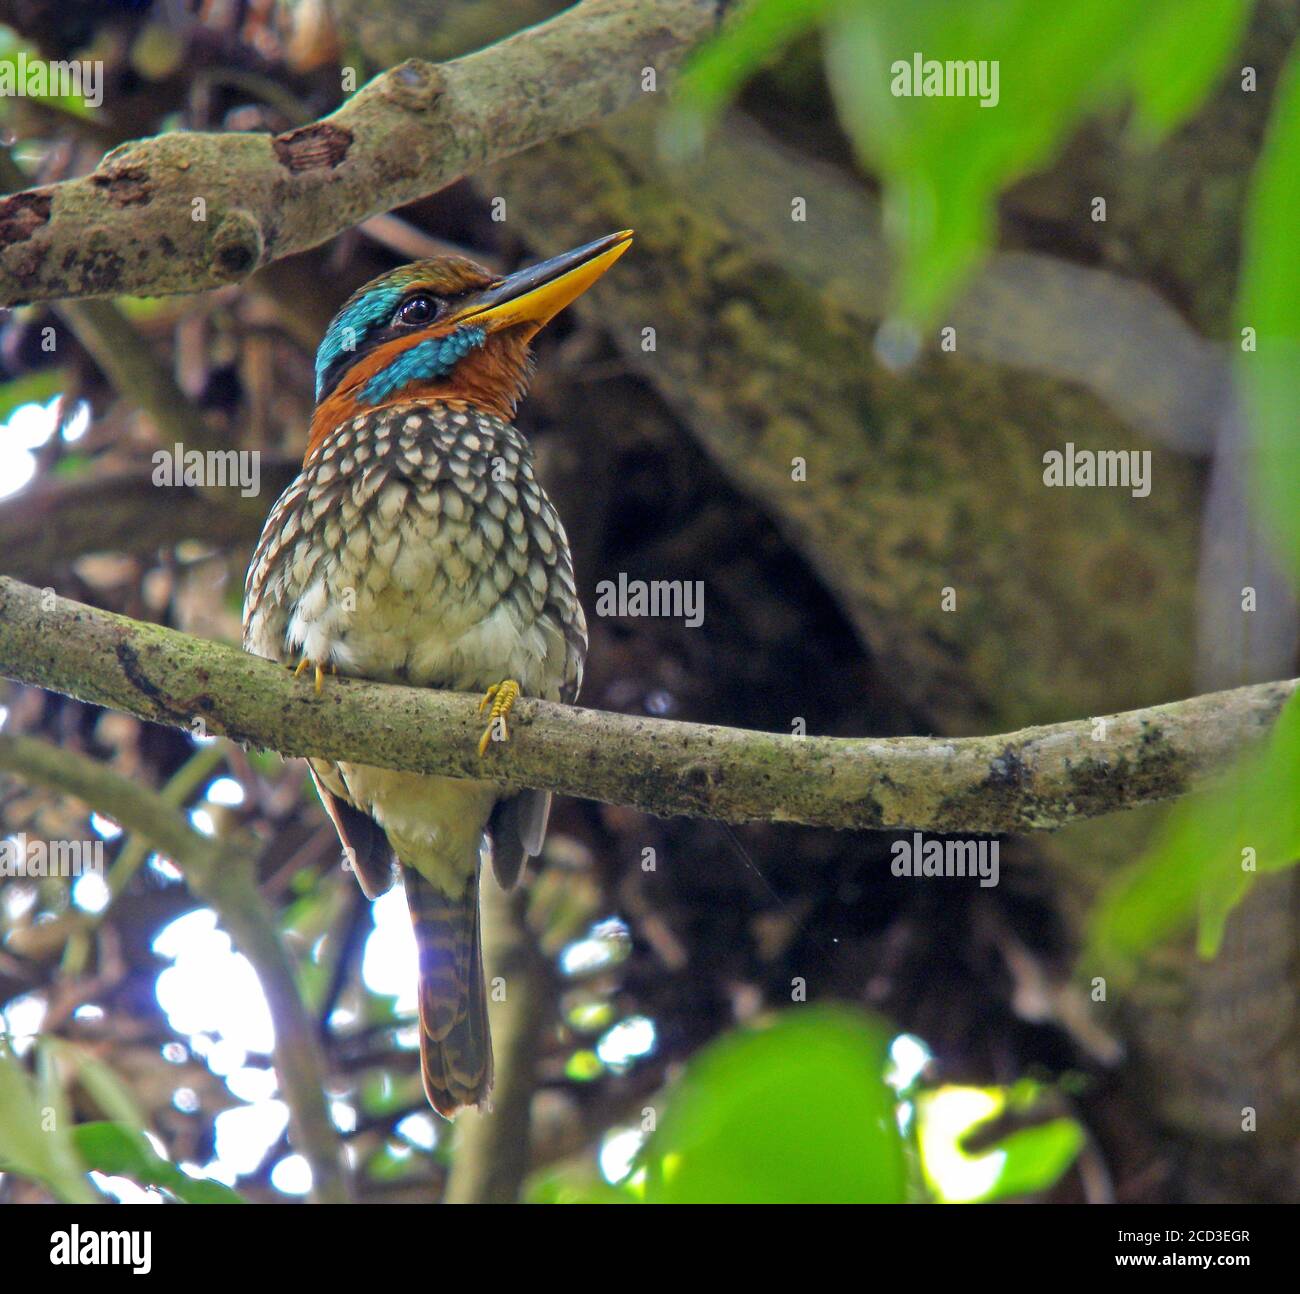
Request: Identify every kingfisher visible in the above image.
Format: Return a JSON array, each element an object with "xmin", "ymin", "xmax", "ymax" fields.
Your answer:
[{"xmin": 242, "ymin": 230, "xmax": 632, "ymax": 1117}]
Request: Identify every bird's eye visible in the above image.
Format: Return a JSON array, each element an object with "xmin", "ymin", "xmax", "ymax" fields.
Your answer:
[{"xmin": 396, "ymin": 295, "xmax": 438, "ymax": 327}]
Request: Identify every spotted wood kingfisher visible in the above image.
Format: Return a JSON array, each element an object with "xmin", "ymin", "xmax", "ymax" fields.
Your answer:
[{"xmin": 242, "ymin": 230, "xmax": 632, "ymax": 1116}]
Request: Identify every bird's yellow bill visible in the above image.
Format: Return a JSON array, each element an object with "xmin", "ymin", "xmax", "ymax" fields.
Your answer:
[{"xmin": 447, "ymin": 230, "xmax": 633, "ymax": 336}]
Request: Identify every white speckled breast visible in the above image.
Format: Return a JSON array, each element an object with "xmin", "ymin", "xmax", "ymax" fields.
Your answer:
[{"xmin": 242, "ymin": 400, "xmax": 586, "ymax": 705}]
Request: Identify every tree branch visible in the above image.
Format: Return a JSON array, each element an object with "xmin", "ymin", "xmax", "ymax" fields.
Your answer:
[
  {"xmin": 0, "ymin": 0, "xmax": 721, "ymax": 306},
  {"xmin": 0, "ymin": 464, "xmax": 298, "ymax": 582},
  {"xmin": 0, "ymin": 576, "xmax": 1293, "ymax": 833},
  {"xmin": 0, "ymin": 731, "xmax": 349, "ymax": 1203},
  {"xmin": 0, "ymin": 145, "xmax": 228, "ymax": 461}
]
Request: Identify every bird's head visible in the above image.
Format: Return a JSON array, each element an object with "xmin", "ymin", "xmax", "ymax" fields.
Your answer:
[{"xmin": 307, "ymin": 229, "xmax": 633, "ymax": 458}]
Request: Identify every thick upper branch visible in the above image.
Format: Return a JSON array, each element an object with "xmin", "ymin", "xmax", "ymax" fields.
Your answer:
[
  {"xmin": 0, "ymin": 0, "xmax": 719, "ymax": 306},
  {"xmin": 0, "ymin": 576, "xmax": 1293, "ymax": 832}
]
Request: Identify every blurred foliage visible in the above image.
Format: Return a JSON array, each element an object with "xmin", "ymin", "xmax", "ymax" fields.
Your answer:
[
  {"xmin": 0, "ymin": 372, "xmax": 65, "ymax": 422},
  {"xmin": 1098, "ymin": 29, "xmax": 1300, "ymax": 963},
  {"xmin": 0, "ymin": 26, "xmax": 98, "ymax": 120},
  {"xmin": 528, "ymin": 1008, "xmax": 1083, "ymax": 1203},
  {"xmin": 1090, "ymin": 689, "xmax": 1300, "ymax": 968},
  {"xmin": 672, "ymin": 0, "xmax": 1253, "ymax": 323},
  {"xmin": 0, "ymin": 1034, "xmax": 246, "ymax": 1202},
  {"xmin": 1239, "ymin": 43, "xmax": 1300, "ymax": 586},
  {"xmin": 917, "ymin": 1082, "xmax": 1084, "ymax": 1204},
  {"xmin": 1095, "ymin": 39, "xmax": 1300, "ymax": 966},
  {"xmin": 0, "ymin": 1036, "xmax": 96, "ymax": 1203}
]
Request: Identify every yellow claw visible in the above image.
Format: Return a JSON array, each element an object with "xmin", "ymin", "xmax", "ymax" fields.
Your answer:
[
  {"xmin": 477, "ymin": 679, "xmax": 521, "ymax": 756},
  {"xmin": 292, "ymin": 656, "xmax": 333, "ymax": 695}
]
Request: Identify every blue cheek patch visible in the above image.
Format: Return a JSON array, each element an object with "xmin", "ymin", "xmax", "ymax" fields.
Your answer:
[
  {"xmin": 358, "ymin": 326, "xmax": 488, "ymax": 405},
  {"xmin": 315, "ymin": 285, "xmax": 405, "ymax": 400}
]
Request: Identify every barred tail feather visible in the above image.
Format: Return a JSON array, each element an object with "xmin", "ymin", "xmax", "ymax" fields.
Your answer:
[{"xmin": 403, "ymin": 867, "xmax": 493, "ymax": 1118}]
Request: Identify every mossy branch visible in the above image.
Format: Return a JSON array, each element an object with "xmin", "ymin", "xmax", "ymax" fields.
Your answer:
[
  {"xmin": 0, "ymin": 0, "xmax": 721, "ymax": 306},
  {"xmin": 0, "ymin": 576, "xmax": 1294, "ymax": 833}
]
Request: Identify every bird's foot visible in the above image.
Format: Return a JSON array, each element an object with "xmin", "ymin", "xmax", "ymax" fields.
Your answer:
[
  {"xmin": 292, "ymin": 655, "xmax": 335, "ymax": 695},
  {"xmin": 477, "ymin": 679, "xmax": 521, "ymax": 756}
]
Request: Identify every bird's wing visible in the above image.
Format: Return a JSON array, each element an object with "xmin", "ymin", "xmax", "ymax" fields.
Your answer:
[
  {"xmin": 309, "ymin": 761, "xmax": 395, "ymax": 899},
  {"xmin": 488, "ymin": 790, "xmax": 552, "ymax": 890}
]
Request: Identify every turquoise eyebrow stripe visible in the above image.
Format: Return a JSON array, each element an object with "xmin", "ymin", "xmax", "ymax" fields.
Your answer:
[
  {"xmin": 315, "ymin": 285, "xmax": 405, "ymax": 399},
  {"xmin": 358, "ymin": 327, "xmax": 488, "ymax": 405}
]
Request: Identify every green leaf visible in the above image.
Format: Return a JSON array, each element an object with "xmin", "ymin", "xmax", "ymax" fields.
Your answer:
[
  {"xmin": 564, "ymin": 1048, "xmax": 605, "ymax": 1082},
  {"xmin": 822, "ymin": 0, "xmax": 1248, "ymax": 323},
  {"xmin": 0, "ymin": 369, "xmax": 64, "ymax": 422},
  {"xmin": 0, "ymin": 1035, "xmax": 96, "ymax": 1203},
  {"xmin": 1237, "ymin": 40, "xmax": 1300, "ymax": 586},
  {"xmin": 526, "ymin": 1166, "xmax": 638, "ymax": 1205},
  {"xmin": 72, "ymin": 1122, "xmax": 245, "ymax": 1204},
  {"xmin": 641, "ymin": 1006, "xmax": 908, "ymax": 1204},
  {"xmin": 1089, "ymin": 691, "xmax": 1300, "ymax": 967},
  {"xmin": 917, "ymin": 1085, "xmax": 1083, "ymax": 1203},
  {"xmin": 665, "ymin": 0, "xmax": 830, "ymax": 154},
  {"xmin": 41, "ymin": 1037, "xmax": 148, "ymax": 1134},
  {"xmin": 0, "ymin": 29, "xmax": 97, "ymax": 118},
  {"xmin": 1124, "ymin": 0, "xmax": 1252, "ymax": 138},
  {"xmin": 671, "ymin": 0, "xmax": 1254, "ymax": 324},
  {"xmin": 979, "ymin": 1118, "xmax": 1084, "ymax": 1202},
  {"xmin": 366, "ymin": 1140, "xmax": 424, "ymax": 1183}
]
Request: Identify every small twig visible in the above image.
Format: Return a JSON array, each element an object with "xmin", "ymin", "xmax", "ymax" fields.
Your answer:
[
  {"xmin": 359, "ymin": 215, "xmax": 498, "ymax": 269},
  {"xmin": 52, "ymin": 299, "xmax": 228, "ymax": 455},
  {"xmin": 62, "ymin": 742, "xmax": 228, "ymax": 977}
]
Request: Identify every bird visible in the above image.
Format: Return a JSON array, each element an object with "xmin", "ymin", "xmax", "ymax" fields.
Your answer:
[{"xmin": 242, "ymin": 230, "xmax": 632, "ymax": 1117}]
